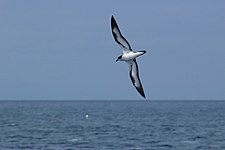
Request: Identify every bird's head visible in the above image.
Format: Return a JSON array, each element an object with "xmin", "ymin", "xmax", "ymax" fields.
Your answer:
[{"xmin": 116, "ymin": 55, "xmax": 122, "ymax": 62}]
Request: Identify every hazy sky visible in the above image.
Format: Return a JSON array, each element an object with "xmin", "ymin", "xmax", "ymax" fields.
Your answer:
[{"xmin": 0, "ymin": 1, "xmax": 225, "ymax": 100}]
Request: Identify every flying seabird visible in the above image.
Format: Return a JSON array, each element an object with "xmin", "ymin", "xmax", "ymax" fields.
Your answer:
[{"xmin": 111, "ymin": 15, "xmax": 146, "ymax": 98}]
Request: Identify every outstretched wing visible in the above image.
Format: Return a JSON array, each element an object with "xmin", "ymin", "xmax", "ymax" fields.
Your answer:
[
  {"xmin": 111, "ymin": 16, "xmax": 132, "ymax": 53},
  {"xmin": 128, "ymin": 59, "xmax": 146, "ymax": 98}
]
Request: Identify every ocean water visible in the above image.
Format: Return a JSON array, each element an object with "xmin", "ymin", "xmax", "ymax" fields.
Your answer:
[{"xmin": 0, "ymin": 100, "xmax": 225, "ymax": 150}]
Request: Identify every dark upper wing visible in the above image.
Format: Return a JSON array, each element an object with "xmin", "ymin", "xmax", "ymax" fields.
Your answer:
[
  {"xmin": 111, "ymin": 16, "xmax": 132, "ymax": 53},
  {"xmin": 128, "ymin": 59, "xmax": 146, "ymax": 98}
]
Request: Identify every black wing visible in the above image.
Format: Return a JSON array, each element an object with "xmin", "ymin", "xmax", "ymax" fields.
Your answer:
[
  {"xmin": 111, "ymin": 16, "xmax": 132, "ymax": 53},
  {"xmin": 128, "ymin": 59, "xmax": 146, "ymax": 98}
]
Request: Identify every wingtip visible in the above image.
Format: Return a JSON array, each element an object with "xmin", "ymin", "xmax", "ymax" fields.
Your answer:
[
  {"xmin": 111, "ymin": 15, "xmax": 116, "ymax": 23},
  {"xmin": 111, "ymin": 15, "xmax": 118, "ymax": 33},
  {"xmin": 142, "ymin": 93, "xmax": 146, "ymax": 99},
  {"xmin": 139, "ymin": 88, "xmax": 146, "ymax": 99},
  {"xmin": 137, "ymin": 87, "xmax": 146, "ymax": 98}
]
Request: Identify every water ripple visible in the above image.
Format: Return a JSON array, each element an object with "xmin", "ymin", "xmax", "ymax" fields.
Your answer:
[{"xmin": 1, "ymin": 100, "xmax": 225, "ymax": 149}]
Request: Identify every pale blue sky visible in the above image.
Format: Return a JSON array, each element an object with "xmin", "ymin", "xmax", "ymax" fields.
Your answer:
[{"xmin": 0, "ymin": 1, "xmax": 225, "ymax": 100}]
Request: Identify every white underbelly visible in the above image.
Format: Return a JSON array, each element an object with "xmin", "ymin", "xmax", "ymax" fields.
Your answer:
[
  {"xmin": 121, "ymin": 53, "xmax": 134, "ymax": 61},
  {"xmin": 121, "ymin": 51, "xmax": 144, "ymax": 61}
]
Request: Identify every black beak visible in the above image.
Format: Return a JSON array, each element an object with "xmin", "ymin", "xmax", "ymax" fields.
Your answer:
[{"xmin": 116, "ymin": 59, "xmax": 118, "ymax": 62}]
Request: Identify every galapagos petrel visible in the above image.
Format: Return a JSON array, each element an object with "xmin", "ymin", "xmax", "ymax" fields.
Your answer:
[{"xmin": 111, "ymin": 15, "xmax": 146, "ymax": 98}]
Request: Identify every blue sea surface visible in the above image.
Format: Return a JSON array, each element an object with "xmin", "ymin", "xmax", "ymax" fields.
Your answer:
[{"xmin": 0, "ymin": 100, "xmax": 225, "ymax": 150}]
